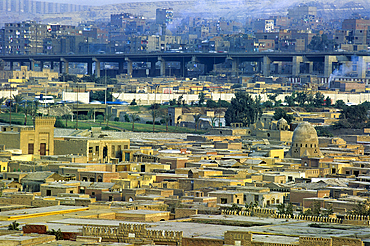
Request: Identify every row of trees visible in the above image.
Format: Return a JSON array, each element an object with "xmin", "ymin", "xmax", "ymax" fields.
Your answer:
[
  {"xmin": 0, "ymin": 95, "xmax": 40, "ymax": 126},
  {"xmin": 168, "ymin": 93, "xmax": 230, "ymax": 108}
]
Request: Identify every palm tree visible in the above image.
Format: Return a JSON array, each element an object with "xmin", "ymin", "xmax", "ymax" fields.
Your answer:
[
  {"xmin": 0, "ymin": 97, "xmax": 6, "ymax": 113},
  {"xmin": 161, "ymin": 115, "xmax": 170, "ymax": 132},
  {"xmin": 13, "ymin": 95, "xmax": 23, "ymax": 113},
  {"xmin": 30, "ymin": 100, "xmax": 39, "ymax": 127},
  {"xmin": 149, "ymin": 103, "xmax": 160, "ymax": 133},
  {"xmin": 176, "ymin": 115, "xmax": 182, "ymax": 129},
  {"xmin": 193, "ymin": 113, "xmax": 202, "ymax": 131},
  {"xmin": 129, "ymin": 113, "xmax": 140, "ymax": 131},
  {"xmin": 8, "ymin": 221, "xmax": 19, "ymax": 231}
]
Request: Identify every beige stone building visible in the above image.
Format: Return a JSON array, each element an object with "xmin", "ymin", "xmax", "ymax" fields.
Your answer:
[
  {"xmin": 54, "ymin": 137, "xmax": 130, "ymax": 163},
  {"xmin": 0, "ymin": 66, "xmax": 59, "ymax": 81},
  {"xmin": 287, "ymin": 122, "xmax": 322, "ymax": 158},
  {"xmin": 0, "ymin": 117, "xmax": 55, "ymax": 156}
]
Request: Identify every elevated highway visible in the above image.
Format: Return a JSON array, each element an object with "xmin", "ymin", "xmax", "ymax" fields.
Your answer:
[{"xmin": 1, "ymin": 51, "xmax": 369, "ymax": 78}]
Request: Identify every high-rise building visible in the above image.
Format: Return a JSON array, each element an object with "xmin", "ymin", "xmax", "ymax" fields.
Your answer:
[
  {"xmin": 0, "ymin": 0, "xmax": 88, "ymax": 14},
  {"xmin": 156, "ymin": 8, "xmax": 173, "ymax": 25},
  {"xmin": 3, "ymin": 21, "xmax": 51, "ymax": 55}
]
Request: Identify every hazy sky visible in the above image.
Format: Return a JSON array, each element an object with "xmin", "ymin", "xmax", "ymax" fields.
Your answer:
[{"xmin": 41, "ymin": 0, "xmax": 161, "ymax": 5}]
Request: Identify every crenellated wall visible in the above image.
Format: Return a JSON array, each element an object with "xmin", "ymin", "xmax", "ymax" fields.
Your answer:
[
  {"xmin": 83, "ymin": 223, "xmax": 182, "ymax": 244},
  {"xmin": 221, "ymin": 209, "xmax": 370, "ymax": 226}
]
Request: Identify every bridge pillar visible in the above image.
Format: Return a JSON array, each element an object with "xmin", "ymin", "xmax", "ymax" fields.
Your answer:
[
  {"xmin": 60, "ymin": 58, "xmax": 69, "ymax": 74},
  {"xmin": 159, "ymin": 57, "xmax": 166, "ymax": 76},
  {"xmin": 40, "ymin": 61, "xmax": 44, "ymax": 71},
  {"xmin": 292, "ymin": 56, "xmax": 303, "ymax": 76},
  {"xmin": 125, "ymin": 58, "xmax": 132, "ymax": 77},
  {"xmin": 118, "ymin": 61, "xmax": 124, "ymax": 74},
  {"xmin": 65, "ymin": 61, "xmax": 69, "ymax": 74},
  {"xmin": 30, "ymin": 59, "xmax": 35, "ymax": 71},
  {"xmin": 95, "ymin": 60, "xmax": 101, "ymax": 78},
  {"xmin": 87, "ymin": 62, "xmax": 93, "ymax": 75},
  {"xmin": 50, "ymin": 61, "xmax": 54, "ymax": 70},
  {"xmin": 231, "ymin": 57, "xmax": 239, "ymax": 76},
  {"xmin": 180, "ymin": 60, "xmax": 186, "ymax": 78},
  {"xmin": 307, "ymin": 61, "xmax": 313, "ymax": 74},
  {"xmin": 150, "ymin": 61, "xmax": 156, "ymax": 77},
  {"xmin": 276, "ymin": 61, "xmax": 283, "ymax": 74},
  {"xmin": 9, "ymin": 61, "xmax": 13, "ymax": 71},
  {"xmin": 263, "ymin": 56, "xmax": 271, "ymax": 77},
  {"xmin": 358, "ymin": 56, "xmax": 370, "ymax": 79},
  {"xmin": 324, "ymin": 55, "xmax": 338, "ymax": 77}
]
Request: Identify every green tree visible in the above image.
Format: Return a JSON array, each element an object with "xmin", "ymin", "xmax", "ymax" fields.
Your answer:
[
  {"xmin": 0, "ymin": 97, "xmax": 6, "ymax": 113},
  {"xmin": 340, "ymin": 104, "xmax": 368, "ymax": 127},
  {"xmin": 149, "ymin": 103, "xmax": 160, "ymax": 133},
  {"xmin": 321, "ymin": 204, "xmax": 333, "ymax": 217},
  {"xmin": 198, "ymin": 92, "xmax": 205, "ymax": 106},
  {"xmin": 90, "ymin": 90, "xmax": 112, "ymax": 102},
  {"xmin": 218, "ymin": 99, "xmax": 230, "ymax": 107},
  {"xmin": 159, "ymin": 110, "xmax": 170, "ymax": 132},
  {"xmin": 334, "ymin": 100, "xmax": 346, "ymax": 109},
  {"xmin": 129, "ymin": 113, "xmax": 140, "ymax": 132},
  {"xmin": 49, "ymin": 228, "xmax": 63, "ymax": 240},
  {"xmin": 268, "ymin": 93, "xmax": 280, "ymax": 107},
  {"xmin": 169, "ymin": 99, "xmax": 176, "ymax": 106},
  {"xmin": 193, "ymin": 113, "xmax": 202, "ymax": 130},
  {"xmin": 314, "ymin": 92, "xmax": 325, "ymax": 108},
  {"xmin": 228, "ymin": 203, "xmax": 242, "ymax": 213},
  {"xmin": 263, "ymin": 100, "xmax": 274, "ymax": 108},
  {"xmin": 273, "ymin": 108, "xmax": 293, "ymax": 124},
  {"xmin": 245, "ymin": 201, "xmax": 258, "ymax": 212},
  {"xmin": 325, "ymin": 96, "xmax": 332, "ymax": 107},
  {"xmin": 12, "ymin": 95, "xmax": 23, "ymax": 113},
  {"xmin": 206, "ymin": 99, "xmax": 218, "ymax": 108},
  {"xmin": 124, "ymin": 114, "xmax": 130, "ymax": 122},
  {"xmin": 350, "ymin": 200, "xmax": 370, "ymax": 216},
  {"xmin": 284, "ymin": 94, "xmax": 295, "ymax": 107},
  {"xmin": 54, "ymin": 118, "xmax": 65, "ymax": 128},
  {"xmin": 277, "ymin": 202, "xmax": 293, "ymax": 217},
  {"xmin": 8, "ymin": 221, "xmax": 19, "ymax": 231},
  {"xmin": 177, "ymin": 95, "xmax": 183, "ymax": 106},
  {"xmin": 130, "ymin": 99, "xmax": 137, "ymax": 105},
  {"xmin": 176, "ymin": 115, "xmax": 182, "ymax": 128},
  {"xmin": 59, "ymin": 73, "xmax": 79, "ymax": 82},
  {"xmin": 295, "ymin": 91, "xmax": 308, "ymax": 107},
  {"xmin": 225, "ymin": 92, "xmax": 262, "ymax": 126},
  {"xmin": 311, "ymin": 201, "xmax": 321, "ymax": 216}
]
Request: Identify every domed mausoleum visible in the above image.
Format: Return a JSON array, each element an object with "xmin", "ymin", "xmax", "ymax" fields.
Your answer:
[{"xmin": 288, "ymin": 122, "xmax": 322, "ymax": 158}]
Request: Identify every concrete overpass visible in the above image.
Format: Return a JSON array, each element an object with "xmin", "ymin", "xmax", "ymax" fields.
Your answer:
[{"xmin": 0, "ymin": 52, "xmax": 369, "ymax": 78}]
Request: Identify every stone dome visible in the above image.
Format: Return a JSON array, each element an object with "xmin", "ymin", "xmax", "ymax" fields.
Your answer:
[
  {"xmin": 291, "ymin": 122, "xmax": 318, "ymax": 144},
  {"xmin": 277, "ymin": 118, "xmax": 287, "ymax": 124}
]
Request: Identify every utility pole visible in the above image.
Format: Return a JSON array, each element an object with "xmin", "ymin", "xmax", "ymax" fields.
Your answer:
[
  {"xmin": 76, "ymin": 85, "xmax": 79, "ymax": 130},
  {"xmin": 9, "ymin": 85, "xmax": 11, "ymax": 126}
]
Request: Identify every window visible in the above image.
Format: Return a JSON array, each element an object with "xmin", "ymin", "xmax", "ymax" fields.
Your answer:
[
  {"xmin": 112, "ymin": 145, "xmax": 115, "ymax": 157},
  {"xmin": 92, "ymin": 192, "xmax": 95, "ymax": 196},
  {"xmin": 220, "ymin": 198, "xmax": 227, "ymax": 204},
  {"xmin": 46, "ymin": 190, "xmax": 51, "ymax": 196},
  {"xmin": 95, "ymin": 146, "xmax": 99, "ymax": 152},
  {"xmin": 28, "ymin": 143, "xmax": 34, "ymax": 154},
  {"xmin": 89, "ymin": 147, "xmax": 93, "ymax": 154},
  {"xmin": 70, "ymin": 190, "xmax": 73, "ymax": 193}
]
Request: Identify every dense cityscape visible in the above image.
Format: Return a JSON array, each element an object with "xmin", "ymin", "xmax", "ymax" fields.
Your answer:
[{"xmin": 0, "ymin": 0, "xmax": 369, "ymax": 245}]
